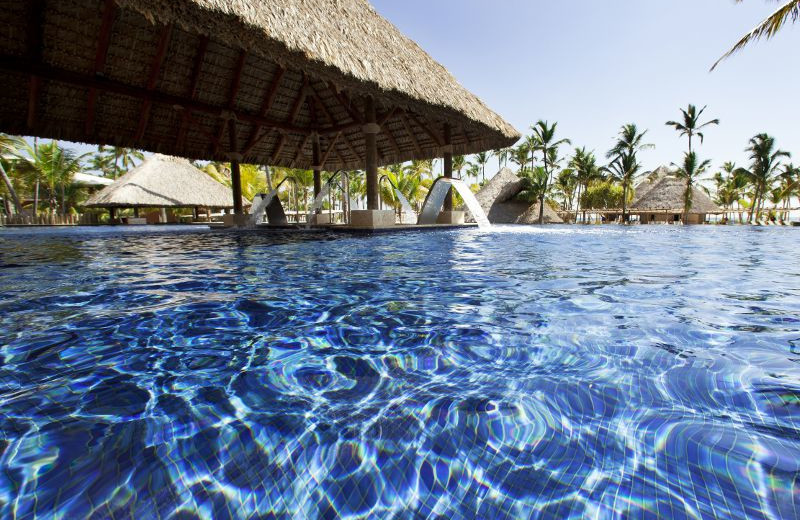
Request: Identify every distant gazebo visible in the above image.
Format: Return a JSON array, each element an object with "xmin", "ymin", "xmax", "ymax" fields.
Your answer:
[
  {"xmin": 85, "ymin": 154, "xmax": 240, "ymax": 222},
  {"xmin": 630, "ymin": 168, "xmax": 722, "ymax": 224}
]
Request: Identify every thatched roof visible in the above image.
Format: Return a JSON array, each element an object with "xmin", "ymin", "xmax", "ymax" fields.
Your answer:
[
  {"xmin": 0, "ymin": 0, "xmax": 519, "ymax": 170},
  {"xmin": 72, "ymin": 172, "xmax": 114, "ymax": 187},
  {"xmin": 630, "ymin": 168, "xmax": 721, "ymax": 214},
  {"xmin": 474, "ymin": 168, "xmax": 563, "ymax": 224},
  {"xmin": 85, "ymin": 154, "xmax": 238, "ymax": 208}
]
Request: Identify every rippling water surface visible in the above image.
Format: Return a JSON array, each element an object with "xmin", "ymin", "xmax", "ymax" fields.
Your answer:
[{"xmin": 1, "ymin": 225, "xmax": 800, "ymax": 519}]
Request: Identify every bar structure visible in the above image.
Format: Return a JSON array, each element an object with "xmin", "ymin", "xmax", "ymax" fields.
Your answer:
[{"xmin": 0, "ymin": 0, "xmax": 519, "ymax": 227}]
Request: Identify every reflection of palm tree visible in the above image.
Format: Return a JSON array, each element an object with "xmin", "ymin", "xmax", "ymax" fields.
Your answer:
[
  {"xmin": 672, "ymin": 151, "xmax": 712, "ymax": 224},
  {"xmin": 713, "ymin": 0, "xmax": 800, "ymax": 69}
]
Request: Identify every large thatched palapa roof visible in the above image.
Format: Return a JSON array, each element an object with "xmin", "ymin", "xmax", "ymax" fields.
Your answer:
[
  {"xmin": 474, "ymin": 168, "xmax": 563, "ymax": 224},
  {"xmin": 630, "ymin": 167, "xmax": 721, "ymax": 214},
  {"xmin": 85, "ymin": 154, "xmax": 237, "ymax": 208},
  {"xmin": 0, "ymin": 0, "xmax": 519, "ymax": 170}
]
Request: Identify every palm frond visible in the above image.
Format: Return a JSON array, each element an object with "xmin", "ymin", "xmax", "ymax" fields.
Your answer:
[{"xmin": 712, "ymin": 0, "xmax": 800, "ymax": 70}]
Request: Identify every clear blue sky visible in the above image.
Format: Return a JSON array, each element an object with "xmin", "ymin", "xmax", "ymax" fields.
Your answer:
[{"xmin": 371, "ymin": 0, "xmax": 799, "ymax": 175}]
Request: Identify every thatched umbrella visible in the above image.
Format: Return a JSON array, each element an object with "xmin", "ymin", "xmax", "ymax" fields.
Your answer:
[
  {"xmin": 630, "ymin": 168, "xmax": 722, "ymax": 223},
  {"xmin": 85, "ymin": 154, "xmax": 241, "ymax": 215},
  {"xmin": 474, "ymin": 168, "xmax": 564, "ymax": 224},
  {"xmin": 0, "ymin": 0, "xmax": 520, "ymax": 219}
]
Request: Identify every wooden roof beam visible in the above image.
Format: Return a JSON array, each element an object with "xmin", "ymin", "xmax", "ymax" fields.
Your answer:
[
  {"xmin": 85, "ymin": 0, "xmax": 118, "ymax": 137},
  {"xmin": 328, "ymin": 83, "xmax": 364, "ymax": 124},
  {"xmin": 242, "ymin": 65, "xmax": 285, "ymax": 156},
  {"xmin": 175, "ymin": 36, "xmax": 209, "ymax": 151},
  {"xmin": 399, "ymin": 112, "xmax": 423, "ymax": 156},
  {"xmin": 213, "ymin": 50, "xmax": 248, "ymax": 155},
  {"xmin": 135, "ymin": 24, "xmax": 173, "ymax": 142},
  {"xmin": 318, "ymin": 131, "xmax": 342, "ymax": 169},
  {"xmin": 25, "ymin": 0, "xmax": 46, "ymax": 130},
  {"xmin": 407, "ymin": 113, "xmax": 443, "ymax": 147}
]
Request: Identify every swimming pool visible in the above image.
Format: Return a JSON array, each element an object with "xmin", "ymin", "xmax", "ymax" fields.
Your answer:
[{"xmin": 1, "ymin": 225, "xmax": 799, "ymax": 519}]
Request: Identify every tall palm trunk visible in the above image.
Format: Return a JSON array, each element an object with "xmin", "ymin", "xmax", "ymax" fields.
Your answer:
[
  {"xmin": 621, "ymin": 184, "xmax": 628, "ymax": 224},
  {"xmin": 34, "ymin": 180, "xmax": 39, "ymax": 216},
  {"xmin": 0, "ymin": 162, "xmax": 23, "ymax": 214}
]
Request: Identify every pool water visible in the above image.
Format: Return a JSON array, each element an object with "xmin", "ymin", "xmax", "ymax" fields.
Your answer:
[{"xmin": 1, "ymin": 225, "xmax": 799, "ymax": 519}]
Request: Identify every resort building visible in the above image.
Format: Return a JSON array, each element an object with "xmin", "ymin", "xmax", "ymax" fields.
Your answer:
[
  {"xmin": 475, "ymin": 168, "xmax": 564, "ymax": 224},
  {"xmin": 630, "ymin": 167, "xmax": 722, "ymax": 224},
  {"xmin": 0, "ymin": 0, "xmax": 518, "ymax": 228},
  {"xmin": 85, "ymin": 154, "xmax": 242, "ymax": 224}
]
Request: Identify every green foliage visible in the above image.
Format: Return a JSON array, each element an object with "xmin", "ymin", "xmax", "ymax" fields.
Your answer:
[{"xmin": 580, "ymin": 181, "xmax": 631, "ymax": 210}]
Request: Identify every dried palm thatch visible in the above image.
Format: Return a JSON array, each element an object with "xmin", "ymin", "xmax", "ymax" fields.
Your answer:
[
  {"xmin": 474, "ymin": 168, "xmax": 564, "ymax": 224},
  {"xmin": 0, "ymin": 0, "xmax": 519, "ymax": 170},
  {"xmin": 85, "ymin": 154, "xmax": 240, "ymax": 207},
  {"xmin": 630, "ymin": 169, "xmax": 721, "ymax": 214}
]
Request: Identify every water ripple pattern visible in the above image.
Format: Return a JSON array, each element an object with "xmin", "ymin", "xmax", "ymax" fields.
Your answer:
[{"xmin": 1, "ymin": 224, "xmax": 800, "ymax": 519}]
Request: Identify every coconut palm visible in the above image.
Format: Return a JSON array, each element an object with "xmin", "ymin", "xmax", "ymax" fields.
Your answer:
[
  {"xmin": 672, "ymin": 152, "xmax": 713, "ymax": 224},
  {"xmin": 604, "ymin": 151, "xmax": 641, "ymax": 224},
  {"xmin": 554, "ymin": 168, "xmax": 578, "ymax": 212},
  {"xmin": 493, "ymin": 147, "xmax": 511, "ymax": 172},
  {"xmin": 606, "ymin": 124, "xmax": 652, "ymax": 223},
  {"xmin": 0, "ymin": 134, "xmax": 25, "ymax": 214},
  {"xmin": 665, "ymin": 104, "xmax": 719, "ymax": 154},
  {"xmin": 452, "ymin": 155, "xmax": 467, "ymax": 180},
  {"xmin": 734, "ymin": 133, "xmax": 790, "ymax": 223},
  {"xmin": 518, "ymin": 167, "xmax": 550, "ymax": 205},
  {"xmin": 473, "ymin": 151, "xmax": 490, "ymax": 182},
  {"xmin": 530, "ymin": 120, "xmax": 571, "ymax": 224},
  {"xmin": 570, "ymin": 147, "xmax": 602, "ymax": 223},
  {"xmin": 510, "ymin": 142, "xmax": 532, "ymax": 174},
  {"xmin": 17, "ymin": 141, "xmax": 86, "ymax": 215},
  {"xmin": 777, "ymin": 163, "xmax": 800, "ymax": 221},
  {"xmin": 97, "ymin": 146, "xmax": 144, "ymax": 179},
  {"xmin": 713, "ymin": 0, "xmax": 800, "ymax": 70}
]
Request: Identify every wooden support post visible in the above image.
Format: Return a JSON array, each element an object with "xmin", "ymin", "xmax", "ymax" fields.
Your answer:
[
  {"xmin": 313, "ymin": 133, "xmax": 322, "ymax": 202},
  {"xmin": 229, "ymin": 119, "xmax": 243, "ymax": 216},
  {"xmin": 364, "ymin": 97, "xmax": 380, "ymax": 210},
  {"xmin": 443, "ymin": 123, "xmax": 453, "ymax": 211}
]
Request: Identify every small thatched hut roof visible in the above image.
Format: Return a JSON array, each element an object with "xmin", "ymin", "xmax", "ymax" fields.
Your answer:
[
  {"xmin": 630, "ymin": 167, "xmax": 721, "ymax": 214},
  {"xmin": 0, "ymin": 0, "xmax": 519, "ymax": 170},
  {"xmin": 72, "ymin": 172, "xmax": 114, "ymax": 187},
  {"xmin": 474, "ymin": 168, "xmax": 563, "ymax": 224},
  {"xmin": 85, "ymin": 154, "xmax": 238, "ymax": 208}
]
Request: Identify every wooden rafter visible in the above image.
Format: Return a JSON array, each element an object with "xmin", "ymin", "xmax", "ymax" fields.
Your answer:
[
  {"xmin": 290, "ymin": 133, "xmax": 312, "ymax": 167},
  {"xmin": 135, "ymin": 24, "xmax": 173, "ymax": 142},
  {"xmin": 383, "ymin": 126, "xmax": 402, "ymax": 156},
  {"xmin": 85, "ymin": 0, "xmax": 118, "ymax": 137},
  {"xmin": 25, "ymin": 0, "xmax": 46, "ymax": 130},
  {"xmin": 407, "ymin": 113, "xmax": 443, "ymax": 147},
  {"xmin": 212, "ymin": 50, "xmax": 248, "ymax": 155},
  {"xmin": 327, "ymin": 83, "xmax": 364, "ymax": 124},
  {"xmin": 341, "ymin": 132, "xmax": 360, "ymax": 161},
  {"xmin": 270, "ymin": 133, "xmax": 287, "ymax": 164},
  {"xmin": 175, "ymin": 36, "xmax": 209, "ymax": 151},
  {"xmin": 399, "ymin": 112, "xmax": 423, "ymax": 155},
  {"xmin": 319, "ymin": 131, "xmax": 341, "ymax": 169},
  {"xmin": 241, "ymin": 65, "xmax": 285, "ymax": 156}
]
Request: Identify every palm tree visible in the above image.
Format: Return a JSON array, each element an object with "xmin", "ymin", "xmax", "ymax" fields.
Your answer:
[
  {"xmin": 17, "ymin": 141, "xmax": 86, "ymax": 215},
  {"xmin": 606, "ymin": 124, "xmax": 653, "ymax": 223},
  {"xmin": 518, "ymin": 167, "xmax": 550, "ymax": 205},
  {"xmin": 672, "ymin": 152, "xmax": 713, "ymax": 224},
  {"xmin": 777, "ymin": 163, "xmax": 800, "ymax": 221},
  {"xmin": 98, "ymin": 146, "xmax": 144, "ymax": 179},
  {"xmin": 473, "ymin": 151, "xmax": 490, "ymax": 183},
  {"xmin": 0, "ymin": 134, "xmax": 25, "ymax": 214},
  {"xmin": 452, "ymin": 155, "xmax": 467, "ymax": 180},
  {"xmin": 665, "ymin": 104, "xmax": 719, "ymax": 154},
  {"xmin": 604, "ymin": 151, "xmax": 641, "ymax": 224},
  {"xmin": 713, "ymin": 0, "xmax": 800, "ymax": 70},
  {"xmin": 554, "ymin": 168, "xmax": 578, "ymax": 213},
  {"xmin": 530, "ymin": 120, "xmax": 571, "ymax": 224},
  {"xmin": 493, "ymin": 147, "xmax": 511, "ymax": 172},
  {"xmin": 570, "ymin": 147, "xmax": 602, "ymax": 223},
  {"xmin": 735, "ymin": 133, "xmax": 790, "ymax": 223},
  {"xmin": 510, "ymin": 142, "xmax": 531, "ymax": 174}
]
